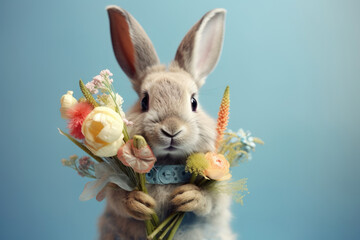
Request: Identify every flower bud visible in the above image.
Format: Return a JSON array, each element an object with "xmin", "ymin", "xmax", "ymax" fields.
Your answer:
[
  {"xmin": 60, "ymin": 91, "xmax": 78, "ymax": 119},
  {"xmin": 133, "ymin": 135, "xmax": 147, "ymax": 149}
]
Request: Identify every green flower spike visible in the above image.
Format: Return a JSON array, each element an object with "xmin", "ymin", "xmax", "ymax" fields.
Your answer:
[{"xmin": 79, "ymin": 79, "xmax": 99, "ymax": 108}]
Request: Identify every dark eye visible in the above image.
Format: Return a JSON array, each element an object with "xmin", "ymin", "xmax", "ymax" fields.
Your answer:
[
  {"xmin": 191, "ymin": 96, "xmax": 197, "ymax": 112},
  {"xmin": 141, "ymin": 93, "xmax": 149, "ymax": 112}
]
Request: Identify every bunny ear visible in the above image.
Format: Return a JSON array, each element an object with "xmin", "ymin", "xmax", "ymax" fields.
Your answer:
[
  {"xmin": 174, "ymin": 9, "xmax": 226, "ymax": 88},
  {"xmin": 107, "ymin": 6, "xmax": 159, "ymax": 92}
]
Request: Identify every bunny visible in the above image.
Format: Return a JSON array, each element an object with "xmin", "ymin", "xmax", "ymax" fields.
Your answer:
[{"xmin": 98, "ymin": 6, "xmax": 235, "ymax": 240}]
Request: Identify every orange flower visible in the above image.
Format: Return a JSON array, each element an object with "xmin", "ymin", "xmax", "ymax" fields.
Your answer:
[
  {"xmin": 215, "ymin": 86, "xmax": 230, "ymax": 150},
  {"xmin": 204, "ymin": 152, "xmax": 231, "ymax": 181}
]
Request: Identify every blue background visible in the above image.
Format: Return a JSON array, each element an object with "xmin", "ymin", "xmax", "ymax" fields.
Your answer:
[{"xmin": 1, "ymin": 0, "xmax": 359, "ymax": 239}]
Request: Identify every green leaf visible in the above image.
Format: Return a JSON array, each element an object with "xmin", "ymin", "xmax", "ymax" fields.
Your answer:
[{"xmin": 58, "ymin": 128, "xmax": 103, "ymax": 163}]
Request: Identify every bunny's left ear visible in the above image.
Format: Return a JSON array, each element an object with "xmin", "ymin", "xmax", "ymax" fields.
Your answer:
[
  {"xmin": 107, "ymin": 6, "xmax": 160, "ymax": 93},
  {"xmin": 174, "ymin": 9, "xmax": 226, "ymax": 88}
]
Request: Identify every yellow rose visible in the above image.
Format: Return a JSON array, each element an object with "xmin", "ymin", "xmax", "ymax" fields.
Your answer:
[
  {"xmin": 204, "ymin": 152, "xmax": 232, "ymax": 181},
  {"xmin": 82, "ymin": 107, "xmax": 124, "ymax": 157}
]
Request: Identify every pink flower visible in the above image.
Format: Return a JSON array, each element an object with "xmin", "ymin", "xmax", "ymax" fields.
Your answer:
[
  {"xmin": 92, "ymin": 75, "xmax": 104, "ymax": 86},
  {"xmin": 117, "ymin": 139, "xmax": 156, "ymax": 173},
  {"xmin": 67, "ymin": 102, "xmax": 94, "ymax": 139},
  {"xmin": 100, "ymin": 69, "xmax": 113, "ymax": 77},
  {"xmin": 123, "ymin": 118, "xmax": 134, "ymax": 126},
  {"xmin": 85, "ymin": 69, "xmax": 114, "ymax": 95},
  {"xmin": 79, "ymin": 156, "xmax": 92, "ymax": 170},
  {"xmin": 85, "ymin": 81, "xmax": 98, "ymax": 94}
]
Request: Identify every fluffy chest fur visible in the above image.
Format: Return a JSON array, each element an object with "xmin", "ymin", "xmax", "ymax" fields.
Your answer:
[{"xmin": 100, "ymin": 184, "xmax": 235, "ymax": 240}]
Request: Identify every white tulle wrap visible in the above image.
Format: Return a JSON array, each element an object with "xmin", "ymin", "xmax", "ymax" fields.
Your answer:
[{"xmin": 79, "ymin": 161, "xmax": 135, "ymax": 201}]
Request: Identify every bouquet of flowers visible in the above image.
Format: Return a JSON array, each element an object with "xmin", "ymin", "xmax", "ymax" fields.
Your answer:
[{"xmin": 59, "ymin": 69, "xmax": 263, "ymax": 239}]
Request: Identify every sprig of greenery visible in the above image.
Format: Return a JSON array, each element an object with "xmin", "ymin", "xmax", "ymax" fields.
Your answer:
[
  {"xmin": 79, "ymin": 79, "xmax": 99, "ymax": 107},
  {"xmin": 58, "ymin": 128, "xmax": 103, "ymax": 163}
]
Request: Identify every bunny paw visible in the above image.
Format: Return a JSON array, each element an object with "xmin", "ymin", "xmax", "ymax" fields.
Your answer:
[
  {"xmin": 170, "ymin": 184, "xmax": 205, "ymax": 212},
  {"xmin": 125, "ymin": 191, "xmax": 156, "ymax": 220}
]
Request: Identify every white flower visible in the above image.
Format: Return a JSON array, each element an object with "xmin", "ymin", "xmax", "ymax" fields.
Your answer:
[
  {"xmin": 98, "ymin": 93, "xmax": 125, "ymax": 118},
  {"xmin": 60, "ymin": 91, "xmax": 78, "ymax": 119},
  {"xmin": 82, "ymin": 107, "xmax": 124, "ymax": 157}
]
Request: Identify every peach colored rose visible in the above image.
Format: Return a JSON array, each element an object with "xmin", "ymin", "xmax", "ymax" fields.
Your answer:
[
  {"xmin": 82, "ymin": 107, "xmax": 124, "ymax": 157},
  {"xmin": 204, "ymin": 152, "xmax": 232, "ymax": 181}
]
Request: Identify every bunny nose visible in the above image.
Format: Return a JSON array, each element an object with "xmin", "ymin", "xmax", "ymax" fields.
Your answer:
[{"xmin": 161, "ymin": 128, "xmax": 182, "ymax": 138}]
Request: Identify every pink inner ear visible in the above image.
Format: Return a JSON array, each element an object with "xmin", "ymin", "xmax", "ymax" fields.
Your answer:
[
  {"xmin": 109, "ymin": 9, "xmax": 136, "ymax": 77},
  {"xmin": 196, "ymin": 25, "xmax": 216, "ymax": 70},
  {"xmin": 193, "ymin": 12, "xmax": 224, "ymax": 80}
]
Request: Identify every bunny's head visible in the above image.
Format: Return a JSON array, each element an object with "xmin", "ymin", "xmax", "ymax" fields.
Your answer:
[{"xmin": 107, "ymin": 6, "xmax": 226, "ymax": 163}]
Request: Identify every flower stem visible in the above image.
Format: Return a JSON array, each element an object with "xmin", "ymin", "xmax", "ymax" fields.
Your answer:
[
  {"xmin": 138, "ymin": 173, "xmax": 160, "ymax": 228},
  {"xmin": 102, "ymin": 75, "xmax": 129, "ymax": 143},
  {"xmin": 158, "ymin": 214, "xmax": 180, "ymax": 240},
  {"xmin": 147, "ymin": 213, "xmax": 177, "ymax": 240},
  {"xmin": 167, "ymin": 213, "xmax": 185, "ymax": 240},
  {"xmin": 151, "ymin": 212, "xmax": 160, "ymax": 227},
  {"xmin": 122, "ymin": 123, "xmax": 130, "ymax": 143},
  {"xmin": 202, "ymin": 179, "xmax": 217, "ymax": 188},
  {"xmin": 113, "ymin": 156, "xmax": 137, "ymax": 185},
  {"xmin": 198, "ymin": 177, "xmax": 208, "ymax": 187},
  {"xmin": 189, "ymin": 173, "xmax": 197, "ymax": 184},
  {"xmin": 145, "ymin": 220, "xmax": 153, "ymax": 236}
]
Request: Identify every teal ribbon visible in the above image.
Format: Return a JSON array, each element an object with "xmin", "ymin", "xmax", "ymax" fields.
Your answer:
[{"xmin": 145, "ymin": 165, "xmax": 191, "ymax": 184}]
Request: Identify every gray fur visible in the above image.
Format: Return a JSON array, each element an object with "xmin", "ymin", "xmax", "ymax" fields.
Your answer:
[{"xmin": 99, "ymin": 6, "xmax": 234, "ymax": 240}]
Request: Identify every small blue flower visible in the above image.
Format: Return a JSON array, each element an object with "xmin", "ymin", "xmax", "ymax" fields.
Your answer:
[{"xmin": 237, "ymin": 129, "xmax": 256, "ymax": 150}]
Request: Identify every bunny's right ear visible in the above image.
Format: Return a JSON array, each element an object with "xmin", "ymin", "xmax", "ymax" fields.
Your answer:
[
  {"xmin": 174, "ymin": 9, "xmax": 226, "ymax": 88},
  {"xmin": 107, "ymin": 6, "xmax": 160, "ymax": 93}
]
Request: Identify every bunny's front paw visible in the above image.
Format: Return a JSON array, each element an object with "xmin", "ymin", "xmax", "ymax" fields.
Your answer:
[
  {"xmin": 125, "ymin": 191, "xmax": 156, "ymax": 220},
  {"xmin": 171, "ymin": 184, "xmax": 206, "ymax": 213}
]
